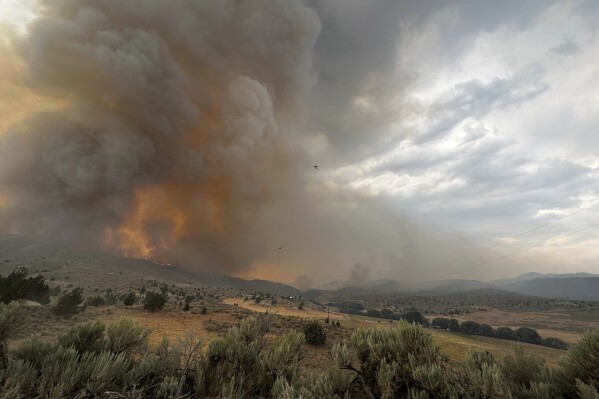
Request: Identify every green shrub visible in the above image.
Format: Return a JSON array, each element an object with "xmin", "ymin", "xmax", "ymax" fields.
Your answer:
[
  {"xmin": 500, "ymin": 344, "xmax": 555, "ymax": 398},
  {"xmin": 53, "ymin": 288, "xmax": 84, "ymax": 317},
  {"xmin": 123, "ymin": 291, "xmax": 136, "ymax": 306},
  {"xmin": 462, "ymin": 348, "xmax": 509, "ymax": 398},
  {"xmin": 84, "ymin": 295, "xmax": 106, "ymax": 307},
  {"xmin": 494, "ymin": 326, "xmax": 515, "ymax": 340},
  {"xmin": 157, "ymin": 375, "xmax": 181, "ymax": 399},
  {"xmin": 58, "ymin": 321, "xmax": 106, "ymax": 353},
  {"xmin": 201, "ymin": 314, "xmax": 300, "ymax": 397},
  {"xmin": 542, "ymin": 337, "xmax": 568, "ymax": 350},
  {"xmin": 0, "ymin": 268, "xmax": 50, "ymax": 304},
  {"xmin": 559, "ymin": 330, "xmax": 599, "ymax": 397},
  {"xmin": 302, "ymin": 322, "xmax": 325, "ymax": 346},
  {"xmin": 513, "ymin": 327, "xmax": 542, "ymax": 345},
  {"xmin": 104, "ymin": 291, "xmax": 118, "ymax": 306},
  {"xmin": 332, "ymin": 321, "xmax": 453, "ymax": 398},
  {"xmin": 0, "ymin": 302, "xmax": 26, "ymax": 370},
  {"xmin": 143, "ymin": 291, "xmax": 167, "ymax": 311},
  {"xmin": 13, "ymin": 334, "xmax": 53, "ymax": 369},
  {"xmin": 105, "ymin": 319, "xmax": 149, "ymax": 356}
]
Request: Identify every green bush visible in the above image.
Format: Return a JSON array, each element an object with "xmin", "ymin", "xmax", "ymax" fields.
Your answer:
[
  {"xmin": 123, "ymin": 291, "xmax": 136, "ymax": 306},
  {"xmin": 13, "ymin": 334, "xmax": 53, "ymax": 370},
  {"xmin": 513, "ymin": 326, "xmax": 542, "ymax": 345},
  {"xmin": 462, "ymin": 348, "xmax": 510, "ymax": 398},
  {"xmin": 332, "ymin": 321, "xmax": 454, "ymax": 398},
  {"xmin": 0, "ymin": 302, "xmax": 26, "ymax": 370},
  {"xmin": 302, "ymin": 321, "xmax": 325, "ymax": 345},
  {"xmin": 559, "ymin": 330, "xmax": 599, "ymax": 397},
  {"xmin": 105, "ymin": 319, "xmax": 149, "ymax": 356},
  {"xmin": 500, "ymin": 344, "xmax": 554, "ymax": 398},
  {"xmin": 542, "ymin": 336, "xmax": 568, "ymax": 350},
  {"xmin": 53, "ymin": 288, "xmax": 84, "ymax": 317},
  {"xmin": 0, "ymin": 268, "xmax": 50, "ymax": 304},
  {"xmin": 104, "ymin": 291, "xmax": 118, "ymax": 306},
  {"xmin": 143, "ymin": 291, "xmax": 167, "ymax": 311},
  {"xmin": 84, "ymin": 295, "xmax": 106, "ymax": 307},
  {"xmin": 58, "ymin": 321, "xmax": 106, "ymax": 353}
]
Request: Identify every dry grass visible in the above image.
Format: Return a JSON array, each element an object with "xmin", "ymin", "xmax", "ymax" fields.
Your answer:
[
  {"xmin": 13, "ymin": 301, "xmax": 569, "ymax": 371},
  {"xmin": 429, "ymin": 330, "xmax": 565, "ymax": 367},
  {"xmin": 222, "ymin": 298, "xmax": 349, "ymax": 320},
  {"xmin": 448, "ymin": 309, "xmax": 599, "ymax": 344}
]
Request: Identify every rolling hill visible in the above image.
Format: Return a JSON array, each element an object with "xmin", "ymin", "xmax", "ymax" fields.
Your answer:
[
  {"xmin": 3, "ymin": 233, "xmax": 598, "ymax": 300},
  {"xmin": 0, "ymin": 234, "xmax": 299, "ymax": 296}
]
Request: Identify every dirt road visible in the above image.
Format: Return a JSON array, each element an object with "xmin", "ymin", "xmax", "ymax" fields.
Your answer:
[{"xmin": 222, "ymin": 298, "xmax": 350, "ymax": 320}]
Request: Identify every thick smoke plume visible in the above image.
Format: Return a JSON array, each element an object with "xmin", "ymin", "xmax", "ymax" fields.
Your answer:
[
  {"xmin": 0, "ymin": 0, "xmax": 514, "ymax": 285},
  {"xmin": 0, "ymin": 0, "xmax": 320, "ymax": 271}
]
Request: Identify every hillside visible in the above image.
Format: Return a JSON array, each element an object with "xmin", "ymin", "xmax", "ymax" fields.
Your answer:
[
  {"xmin": 0, "ymin": 234, "xmax": 299, "ymax": 296},
  {"xmin": 418, "ymin": 279, "xmax": 497, "ymax": 294}
]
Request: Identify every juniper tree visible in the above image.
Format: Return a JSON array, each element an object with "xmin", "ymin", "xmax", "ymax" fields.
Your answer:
[
  {"xmin": 143, "ymin": 291, "xmax": 167, "ymax": 311},
  {"xmin": 53, "ymin": 287, "xmax": 84, "ymax": 316}
]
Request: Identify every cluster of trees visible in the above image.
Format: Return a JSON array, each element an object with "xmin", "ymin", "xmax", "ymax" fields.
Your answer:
[
  {"xmin": 0, "ymin": 268, "xmax": 161, "ymax": 314},
  {"xmin": 1, "ymin": 302, "xmax": 598, "ymax": 398},
  {"xmin": 366, "ymin": 308, "xmax": 427, "ymax": 325},
  {"xmin": 432, "ymin": 317, "xmax": 568, "ymax": 349},
  {"xmin": 327, "ymin": 301, "xmax": 364, "ymax": 315},
  {"xmin": 330, "ymin": 303, "xmax": 429, "ymax": 326}
]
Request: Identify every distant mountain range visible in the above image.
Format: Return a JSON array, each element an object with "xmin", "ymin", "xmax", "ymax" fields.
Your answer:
[
  {"xmin": 1, "ymin": 233, "xmax": 598, "ymax": 300},
  {"xmin": 338, "ymin": 273, "xmax": 599, "ymax": 300},
  {"xmin": 499, "ymin": 276, "xmax": 599, "ymax": 300}
]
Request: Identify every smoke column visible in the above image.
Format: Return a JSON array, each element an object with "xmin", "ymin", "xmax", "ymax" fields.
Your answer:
[
  {"xmin": 0, "ymin": 0, "xmax": 322, "ymax": 272},
  {"xmin": 0, "ymin": 0, "xmax": 510, "ymax": 285}
]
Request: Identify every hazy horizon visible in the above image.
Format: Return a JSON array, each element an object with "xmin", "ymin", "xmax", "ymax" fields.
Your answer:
[{"xmin": 1, "ymin": 1, "xmax": 598, "ymax": 287}]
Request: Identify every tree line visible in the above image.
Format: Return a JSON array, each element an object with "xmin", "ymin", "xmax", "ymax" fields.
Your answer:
[
  {"xmin": 329, "ymin": 302, "xmax": 428, "ymax": 325},
  {"xmin": 328, "ymin": 299, "xmax": 568, "ymax": 351},
  {"xmin": 432, "ymin": 317, "xmax": 568, "ymax": 350}
]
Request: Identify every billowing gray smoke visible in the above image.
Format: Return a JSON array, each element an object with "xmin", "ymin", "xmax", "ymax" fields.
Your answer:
[
  {"xmin": 0, "ymin": 0, "xmax": 320, "ymax": 270},
  {"xmin": 0, "ymin": 0, "xmax": 504, "ymax": 285}
]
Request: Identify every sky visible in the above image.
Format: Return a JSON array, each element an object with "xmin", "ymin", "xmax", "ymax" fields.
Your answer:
[{"xmin": 0, "ymin": 1, "xmax": 598, "ymax": 287}]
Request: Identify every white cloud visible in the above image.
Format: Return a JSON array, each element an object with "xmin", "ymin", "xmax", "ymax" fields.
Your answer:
[{"xmin": 321, "ymin": 1, "xmax": 599, "ymax": 275}]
